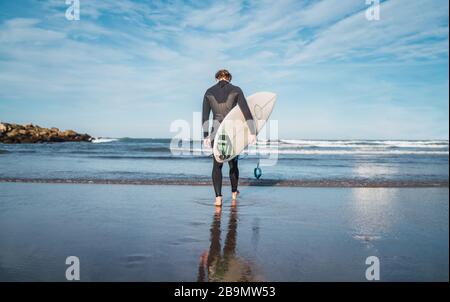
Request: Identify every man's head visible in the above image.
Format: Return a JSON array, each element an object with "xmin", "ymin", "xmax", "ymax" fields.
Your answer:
[{"xmin": 215, "ymin": 69, "xmax": 232, "ymax": 82}]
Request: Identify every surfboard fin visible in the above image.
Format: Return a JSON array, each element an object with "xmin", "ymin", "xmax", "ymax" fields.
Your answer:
[{"xmin": 254, "ymin": 164, "xmax": 262, "ymax": 179}]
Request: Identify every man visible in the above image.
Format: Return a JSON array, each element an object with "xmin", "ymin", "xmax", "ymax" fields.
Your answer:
[{"xmin": 202, "ymin": 69, "xmax": 256, "ymax": 207}]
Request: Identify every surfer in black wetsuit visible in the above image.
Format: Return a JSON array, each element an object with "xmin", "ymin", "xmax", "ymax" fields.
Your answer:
[{"xmin": 202, "ymin": 70, "xmax": 256, "ymax": 207}]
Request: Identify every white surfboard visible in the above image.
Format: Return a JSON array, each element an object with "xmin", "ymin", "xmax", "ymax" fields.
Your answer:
[{"xmin": 213, "ymin": 91, "xmax": 277, "ymax": 163}]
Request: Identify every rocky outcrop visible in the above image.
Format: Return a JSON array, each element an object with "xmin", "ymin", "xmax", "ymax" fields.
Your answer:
[{"xmin": 0, "ymin": 122, "xmax": 92, "ymax": 144}]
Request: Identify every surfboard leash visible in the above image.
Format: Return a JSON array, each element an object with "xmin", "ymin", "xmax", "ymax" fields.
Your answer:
[{"xmin": 254, "ymin": 140, "xmax": 262, "ymax": 180}]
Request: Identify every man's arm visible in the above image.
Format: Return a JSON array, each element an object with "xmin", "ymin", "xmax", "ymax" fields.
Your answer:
[
  {"xmin": 202, "ymin": 93, "xmax": 211, "ymax": 138},
  {"xmin": 237, "ymin": 88, "xmax": 256, "ymax": 135}
]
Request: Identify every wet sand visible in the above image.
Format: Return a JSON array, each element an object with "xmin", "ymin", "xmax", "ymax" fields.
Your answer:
[
  {"xmin": 1, "ymin": 177, "xmax": 448, "ymax": 187},
  {"xmin": 0, "ymin": 183, "xmax": 448, "ymax": 281}
]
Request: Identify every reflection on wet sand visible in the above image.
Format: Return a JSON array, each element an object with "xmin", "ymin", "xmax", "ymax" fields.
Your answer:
[
  {"xmin": 197, "ymin": 205, "xmax": 260, "ymax": 282},
  {"xmin": 350, "ymin": 188, "xmax": 398, "ymax": 244}
]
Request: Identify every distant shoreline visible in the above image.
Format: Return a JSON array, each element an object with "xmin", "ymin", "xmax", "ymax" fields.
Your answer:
[{"xmin": 0, "ymin": 178, "xmax": 447, "ymax": 187}]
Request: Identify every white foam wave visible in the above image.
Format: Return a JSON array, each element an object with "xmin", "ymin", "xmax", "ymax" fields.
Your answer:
[
  {"xmin": 92, "ymin": 137, "xmax": 119, "ymax": 144},
  {"xmin": 170, "ymin": 147, "xmax": 448, "ymax": 156},
  {"xmin": 266, "ymin": 140, "xmax": 449, "ymax": 149},
  {"xmin": 250, "ymin": 149, "xmax": 449, "ymax": 155}
]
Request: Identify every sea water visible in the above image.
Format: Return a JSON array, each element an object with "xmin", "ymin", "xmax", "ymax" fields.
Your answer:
[{"xmin": 0, "ymin": 139, "xmax": 448, "ymax": 184}]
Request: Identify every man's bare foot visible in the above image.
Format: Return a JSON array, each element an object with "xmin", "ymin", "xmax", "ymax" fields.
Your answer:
[
  {"xmin": 215, "ymin": 196, "xmax": 222, "ymax": 207},
  {"xmin": 199, "ymin": 251, "xmax": 208, "ymax": 266},
  {"xmin": 231, "ymin": 191, "xmax": 239, "ymax": 207},
  {"xmin": 231, "ymin": 190, "xmax": 239, "ymax": 200},
  {"xmin": 215, "ymin": 206, "xmax": 222, "ymax": 214},
  {"xmin": 231, "ymin": 199, "xmax": 237, "ymax": 207}
]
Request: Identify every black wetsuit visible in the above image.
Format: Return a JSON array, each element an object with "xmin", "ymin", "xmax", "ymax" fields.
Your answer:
[{"xmin": 202, "ymin": 80, "xmax": 255, "ymax": 197}]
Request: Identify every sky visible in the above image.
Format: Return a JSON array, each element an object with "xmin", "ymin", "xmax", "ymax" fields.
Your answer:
[{"xmin": 0, "ymin": 0, "xmax": 448, "ymax": 139}]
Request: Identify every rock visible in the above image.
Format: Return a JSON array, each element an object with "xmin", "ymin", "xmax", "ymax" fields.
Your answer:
[
  {"xmin": 0, "ymin": 122, "xmax": 92, "ymax": 144},
  {"xmin": 79, "ymin": 134, "xmax": 92, "ymax": 142},
  {"xmin": 6, "ymin": 129, "xmax": 19, "ymax": 137},
  {"xmin": 0, "ymin": 123, "xmax": 7, "ymax": 134},
  {"xmin": 63, "ymin": 130, "xmax": 77, "ymax": 137},
  {"xmin": 50, "ymin": 136, "xmax": 66, "ymax": 142},
  {"xmin": 20, "ymin": 137, "xmax": 35, "ymax": 144}
]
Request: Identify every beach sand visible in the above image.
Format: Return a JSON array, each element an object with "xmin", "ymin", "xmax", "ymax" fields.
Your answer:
[{"xmin": 0, "ymin": 183, "xmax": 448, "ymax": 281}]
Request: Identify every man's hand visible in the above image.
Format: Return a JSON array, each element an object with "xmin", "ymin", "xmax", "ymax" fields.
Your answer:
[
  {"xmin": 203, "ymin": 137, "xmax": 211, "ymax": 148},
  {"xmin": 248, "ymin": 134, "xmax": 257, "ymax": 145}
]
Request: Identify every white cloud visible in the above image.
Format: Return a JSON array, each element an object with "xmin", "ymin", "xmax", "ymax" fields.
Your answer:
[
  {"xmin": 0, "ymin": 18, "xmax": 65, "ymax": 43},
  {"xmin": 183, "ymin": 1, "xmax": 244, "ymax": 31},
  {"xmin": 287, "ymin": 0, "xmax": 449, "ymax": 64},
  {"xmin": 297, "ymin": 0, "xmax": 364, "ymax": 27}
]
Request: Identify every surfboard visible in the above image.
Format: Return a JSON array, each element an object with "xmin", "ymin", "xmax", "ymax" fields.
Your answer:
[{"xmin": 213, "ymin": 91, "xmax": 277, "ymax": 163}]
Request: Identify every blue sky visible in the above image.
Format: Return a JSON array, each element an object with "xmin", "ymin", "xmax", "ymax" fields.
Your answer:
[{"xmin": 0, "ymin": 0, "xmax": 448, "ymax": 139}]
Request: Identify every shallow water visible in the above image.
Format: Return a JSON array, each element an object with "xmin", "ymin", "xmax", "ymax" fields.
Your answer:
[
  {"xmin": 0, "ymin": 139, "xmax": 448, "ymax": 183},
  {"xmin": 0, "ymin": 183, "xmax": 448, "ymax": 281}
]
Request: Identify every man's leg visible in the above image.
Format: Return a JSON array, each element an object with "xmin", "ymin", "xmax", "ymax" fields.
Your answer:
[
  {"xmin": 212, "ymin": 157, "xmax": 223, "ymax": 205},
  {"xmin": 228, "ymin": 158, "xmax": 239, "ymax": 200}
]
